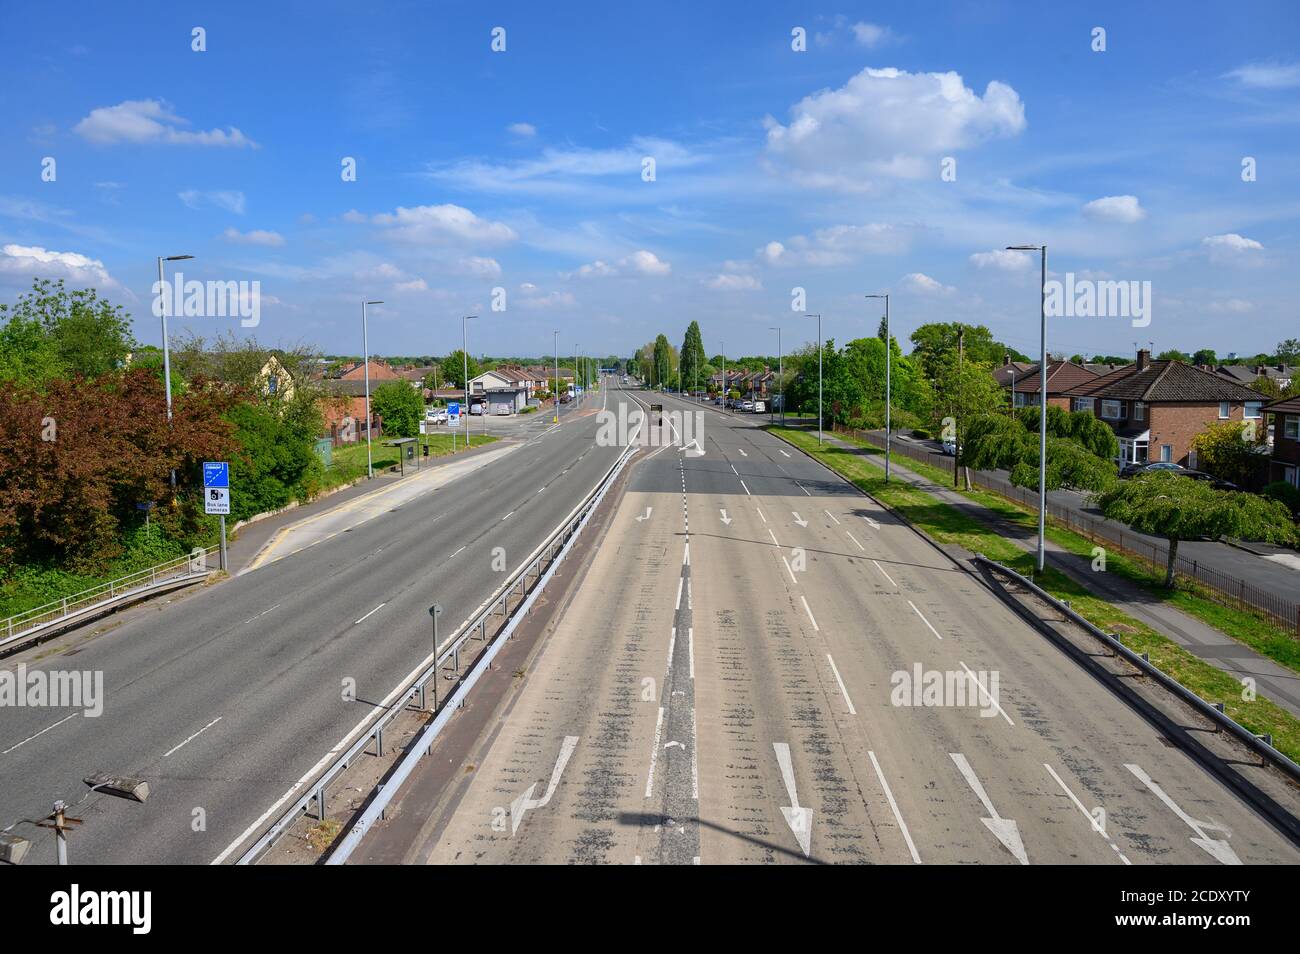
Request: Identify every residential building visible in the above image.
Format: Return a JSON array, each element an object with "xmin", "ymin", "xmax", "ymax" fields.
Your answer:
[
  {"xmin": 996, "ymin": 358, "xmax": 1101, "ymax": 409},
  {"xmin": 1262, "ymin": 395, "xmax": 1300, "ymax": 488},
  {"xmin": 334, "ymin": 359, "xmax": 400, "ymax": 382},
  {"xmin": 1062, "ymin": 349, "xmax": 1265, "ymax": 468},
  {"xmin": 467, "ymin": 367, "xmax": 531, "ymax": 414},
  {"xmin": 1214, "ymin": 363, "xmax": 1298, "ymax": 392}
]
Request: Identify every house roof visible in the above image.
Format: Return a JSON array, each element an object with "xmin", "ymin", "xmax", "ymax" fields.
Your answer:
[
  {"xmin": 991, "ymin": 362, "xmax": 1036, "ymax": 387},
  {"xmin": 1216, "ymin": 364, "xmax": 1298, "ymax": 383},
  {"xmin": 1064, "ymin": 360, "xmax": 1263, "ymax": 402},
  {"xmin": 1263, "ymin": 395, "xmax": 1300, "ymax": 415},
  {"xmin": 1004, "ymin": 361, "xmax": 1100, "ymax": 395}
]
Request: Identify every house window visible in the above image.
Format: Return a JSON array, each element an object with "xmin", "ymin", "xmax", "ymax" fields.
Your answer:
[
  {"xmin": 1285, "ymin": 416, "xmax": 1300, "ymax": 440},
  {"xmin": 267, "ymin": 375, "xmax": 279, "ymax": 395},
  {"xmin": 1133, "ymin": 401, "xmax": 1145, "ymax": 421},
  {"xmin": 1072, "ymin": 397, "xmax": 1094, "ymax": 413},
  {"xmin": 1160, "ymin": 444, "xmax": 1173, "ymax": 462},
  {"xmin": 1218, "ymin": 401, "xmax": 1230, "ymax": 419},
  {"xmin": 1101, "ymin": 400, "xmax": 1122, "ymax": 420},
  {"xmin": 1013, "ymin": 390, "xmax": 1031, "ymax": 406},
  {"xmin": 1245, "ymin": 401, "xmax": 1262, "ymax": 420},
  {"xmin": 1287, "ymin": 465, "xmax": 1299, "ymax": 489}
]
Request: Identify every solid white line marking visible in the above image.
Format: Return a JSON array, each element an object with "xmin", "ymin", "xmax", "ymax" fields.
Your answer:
[
  {"xmin": 645, "ymin": 707, "xmax": 665, "ymax": 798},
  {"xmin": 868, "ymin": 750, "xmax": 922, "ymax": 864},
  {"xmin": 1044, "ymin": 763, "xmax": 1131, "ymax": 865},
  {"xmin": 667, "ymin": 626, "xmax": 677, "ymax": 670},
  {"xmin": 873, "ymin": 560, "xmax": 898, "ymax": 587},
  {"xmin": 823, "ymin": 509, "xmax": 841, "ymax": 525},
  {"xmin": 846, "ymin": 530, "xmax": 865, "ymax": 551},
  {"xmin": 354, "ymin": 602, "xmax": 387, "ymax": 625},
  {"xmin": 826, "ymin": 654, "xmax": 856, "ymax": 715},
  {"xmin": 683, "ymin": 542, "xmax": 690, "ymax": 566},
  {"xmin": 1, "ymin": 713, "xmax": 78, "ymax": 756},
  {"xmin": 800, "ymin": 595, "xmax": 820, "ymax": 631},
  {"xmin": 163, "ymin": 716, "xmax": 223, "ymax": 758},
  {"xmin": 676, "ymin": 577, "xmax": 684, "ymax": 610},
  {"xmin": 958, "ymin": 661, "xmax": 1014, "ymax": 725},
  {"xmin": 908, "ymin": 601, "xmax": 942, "ymax": 640}
]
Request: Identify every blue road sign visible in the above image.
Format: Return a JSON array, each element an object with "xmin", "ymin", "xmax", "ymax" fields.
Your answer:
[
  {"xmin": 203, "ymin": 462, "xmax": 230, "ymax": 488},
  {"xmin": 448, "ymin": 402, "xmax": 459, "ymax": 416}
]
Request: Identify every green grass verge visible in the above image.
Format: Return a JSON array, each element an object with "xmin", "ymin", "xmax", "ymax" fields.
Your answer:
[
  {"xmin": 768, "ymin": 425, "xmax": 1300, "ymax": 764},
  {"xmin": 320, "ymin": 434, "xmax": 499, "ymax": 491},
  {"xmin": 828, "ymin": 428, "xmax": 1300, "ymax": 674}
]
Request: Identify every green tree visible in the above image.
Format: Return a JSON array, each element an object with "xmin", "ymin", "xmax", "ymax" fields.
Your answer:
[
  {"xmin": 1095, "ymin": 473, "xmax": 1297, "ymax": 586},
  {"xmin": 1190, "ymin": 420, "xmax": 1268, "ymax": 486},
  {"xmin": 1276, "ymin": 338, "xmax": 1300, "ymax": 364},
  {"xmin": 370, "ymin": 381, "xmax": 423, "ymax": 437},
  {"xmin": 964, "ymin": 412, "xmax": 1117, "ymax": 493},
  {"xmin": 680, "ymin": 321, "xmax": 706, "ymax": 392},
  {"xmin": 0, "ymin": 278, "xmax": 135, "ymax": 384},
  {"xmin": 909, "ymin": 322, "xmax": 1024, "ymax": 380},
  {"xmin": 1192, "ymin": 348, "xmax": 1217, "ymax": 367},
  {"xmin": 441, "ymin": 350, "xmax": 481, "ymax": 389},
  {"xmin": 1157, "ymin": 349, "xmax": 1191, "ymax": 362}
]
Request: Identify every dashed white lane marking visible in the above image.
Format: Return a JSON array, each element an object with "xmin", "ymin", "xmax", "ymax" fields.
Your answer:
[
  {"xmin": 644, "ymin": 706, "xmax": 665, "ymax": 798},
  {"xmin": 823, "ymin": 509, "xmax": 841, "ymax": 525},
  {"xmin": 779, "ymin": 449, "xmax": 791, "ymax": 458},
  {"xmin": 501, "ymin": 510, "xmax": 515, "ymax": 521},
  {"xmin": 958, "ymin": 661, "xmax": 1014, "ymax": 725},
  {"xmin": 243, "ymin": 603, "xmax": 282, "ymax": 625},
  {"xmin": 796, "ymin": 483, "xmax": 811, "ymax": 496},
  {"xmin": 868, "ymin": 751, "xmax": 922, "ymax": 864},
  {"xmin": 449, "ymin": 545, "xmax": 466, "ymax": 558},
  {"xmin": 908, "ymin": 601, "xmax": 943, "ymax": 640},
  {"xmin": 683, "ymin": 541, "xmax": 690, "ymax": 566},
  {"xmin": 767, "ymin": 528, "xmax": 781, "ymax": 548},
  {"xmin": 800, "ymin": 595, "xmax": 820, "ymax": 631},
  {"xmin": 872, "ymin": 560, "xmax": 898, "ymax": 587},
  {"xmin": 730, "ymin": 464, "xmax": 739, "ymax": 475},
  {"xmin": 1, "ymin": 713, "xmax": 78, "ymax": 756},
  {"xmin": 163, "ymin": 716, "xmax": 223, "ymax": 758},
  {"xmin": 826, "ymin": 654, "xmax": 856, "ymax": 715},
  {"xmin": 1044, "ymin": 763, "xmax": 1131, "ymax": 865},
  {"xmin": 846, "ymin": 530, "xmax": 865, "ymax": 551},
  {"xmin": 740, "ymin": 480, "xmax": 751, "ymax": 496},
  {"xmin": 354, "ymin": 602, "xmax": 387, "ymax": 625},
  {"xmin": 782, "ymin": 556, "xmax": 799, "ymax": 585},
  {"xmin": 755, "ymin": 506, "xmax": 767, "ymax": 523}
]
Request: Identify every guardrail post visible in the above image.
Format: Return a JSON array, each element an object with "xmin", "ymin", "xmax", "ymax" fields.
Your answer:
[
  {"xmin": 316, "ymin": 785, "xmax": 327, "ymax": 821},
  {"xmin": 374, "ymin": 726, "xmax": 383, "ymax": 757},
  {"xmin": 62, "ymin": 596, "xmax": 68, "ymax": 616}
]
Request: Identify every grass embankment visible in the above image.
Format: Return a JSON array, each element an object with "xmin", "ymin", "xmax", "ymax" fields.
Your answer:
[
  {"xmin": 768, "ymin": 425, "xmax": 1300, "ymax": 763},
  {"xmin": 831, "ymin": 428, "xmax": 1300, "ymax": 675},
  {"xmin": 321, "ymin": 433, "xmax": 498, "ymax": 491}
]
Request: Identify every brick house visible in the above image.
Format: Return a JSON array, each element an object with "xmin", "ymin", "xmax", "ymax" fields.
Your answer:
[
  {"xmin": 996, "ymin": 357, "xmax": 1101, "ymax": 410},
  {"xmin": 318, "ymin": 379, "xmax": 381, "ymax": 445},
  {"xmin": 1062, "ymin": 349, "xmax": 1265, "ymax": 468},
  {"xmin": 1262, "ymin": 395, "xmax": 1300, "ymax": 488},
  {"xmin": 335, "ymin": 359, "xmax": 400, "ymax": 382}
]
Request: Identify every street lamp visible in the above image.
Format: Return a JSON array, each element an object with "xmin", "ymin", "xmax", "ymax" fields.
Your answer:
[
  {"xmin": 806, "ymin": 314, "xmax": 823, "ymax": 444},
  {"xmin": 462, "ymin": 315, "xmax": 476, "ymax": 445},
  {"xmin": 866, "ymin": 294, "xmax": 891, "ymax": 482},
  {"xmin": 553, "ymin": 330, "xmax": 560, "ymax": 423},
  {"xmin": 1007, "ymin": 244, "xmax": 1048, "ymax": 572},
  {"xmin": 769, "ymin": 326, "xmax": 782, "ymax": 424},
  {"xmin": 157, "ymin": 254, "xmax": 192, "ymax": 491},
  {"xmin": 361, "ymin": 300, "xmax": 384, "ymax": 478}
]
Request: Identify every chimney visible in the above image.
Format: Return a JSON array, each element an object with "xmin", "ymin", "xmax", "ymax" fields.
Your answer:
[
  {"xmin": 1003, "ymin": 352, "xmax": 1011, "ymax": 367},
  {"xmin": 1135, "ymin": 349, "xmax": 1150, "ymax": 371}
]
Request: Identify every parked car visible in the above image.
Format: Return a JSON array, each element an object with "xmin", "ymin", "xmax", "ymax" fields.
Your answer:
[
  {"xmin": 425, "ymin": 407, "xmax": 448, "ymax": 424},
  {"xmin": 941, "ymin": 438, "xmax": 963, "ymax": 456},
  {"xmin": 741, "ymin": 400, "xmax": 755, "ymax": 411},
  {"xmin": 752, "ymin": 400, "xmax": 766, "ymax": 413},
  {"xmin": 1177, "ymin": 469, "xmax": 1240, "ymax": 491},
  {"xmin": 1120, "ymin": 461, "xmax": 1184, "ymax": 478},
  {"xmin": 469, "ymin": 402, "xmax": 484, "ymax": 415}
]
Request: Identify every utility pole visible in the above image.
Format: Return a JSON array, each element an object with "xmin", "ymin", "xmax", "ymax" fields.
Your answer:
[
  {"xmin": 955, "ymin": 324, "xmax": 964, "ymax": 488},
  {"xmin": 806, "ymin": 314, "xmax": 823, "ymax": 444},
  {"xmin": 462, "ymin": 315, "xmax": 476, "ymax": 448},
  {"xmin": 1007, "ymin": 244, "xmax": 1049, "ymax": 572},
  {"xmin": 866, "ymin": 294, "xmax": 892, "ymax": 482},
  {"xmin": 362, "ymin": 300, "xmax": 384, "ymax": 478}
]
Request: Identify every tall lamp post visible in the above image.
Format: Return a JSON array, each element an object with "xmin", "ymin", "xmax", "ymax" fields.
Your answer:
[
  {"xmin": 361, "ymin": 299, "xmax": 383, "ymax": 478},
  {"xmin": 769, "ymin": 326, "xmax": 782, "ymax": 424},
  {"xmin": 806, "ymin": 314, "xmax": 823, "ymax": 444},
  {"xmin": 1007, "ymin": 244, "xmax": 1048, "ymax": 572},
  {"xmin": 866, "ymin": 294, "xmax": 891, "ymax": 482},
  {"xmin": 462, "ymin": 315, "xmax": 477, "ymax": 446},
  {"xmin": 553, "ymin": 330, "xmax": 560, "ymax": 423},
  {"xmin": 157, "ymin": 254, "xmax": 192, "ymax": 490}
]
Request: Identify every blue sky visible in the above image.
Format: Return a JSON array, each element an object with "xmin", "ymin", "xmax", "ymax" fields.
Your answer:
[{"xmin": 3, "ymin": 1, "xmax": 1298, "ymax": 362}]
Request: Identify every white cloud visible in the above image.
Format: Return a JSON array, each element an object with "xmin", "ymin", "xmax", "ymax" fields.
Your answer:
[
  {"xmin": 1224, "ymin": 61, "xmax": 1300, "ymax": 89},
  {"xmin": 764, "ymin": 67, "xmax": 1025, "ymax": 189},
  {"xmin": 759, "ymin": 241, "xmax": 785, "ymax": 265},
  {"xmin": 221, "ymin": 227, "xmax": 285, "ymax": 247},
  {"xmin": 179, "ymin": 190, "xmax": 246, "ymax": 214},
  {"xmin": 705, "ymin": 273, "xmax": 762, "ymax": 291},
  {"xmin": 459, "ymin": 256, "xmax": 502, "ymax": 278},
  {"xmin": 0, "ymin": 243, "xmax": 118, "ymax": 289},
  {"xmin": 1202, "ymin": 233, "xmax": 1265, "ymax": 265},
  {"xmin": 620, "ymin": 249, "xmax": 671, "ymax": 275},
  {"xmin": 370, "ymin": 204, "xmax": 517, "ymax": 245},
  {"xmin": 969, "ymin": 249, "xmax": 1034, "ymax": 271},
  {"xmin": 900, "ymin": 272, "xmax": 954, "ymax": 294},
  {"xmin": 341, "ymin": 209, "xmax": 368, "ymax": 224},
  {"xmin": 507, "ymin": 122, "xmax": 537, "ymax": 137},
  {"xmin": 565, "ymin": 259, "xmax": 617, "ymax": 279},
  {"xmin": 395, "ymin": 279, "xmax": 429, "ymax": 292},
  {"xmin": 762, "ymin": 224, "xmax": 914, "ymax": 267},
  {"xmin": 74, "ymin": 99, "xmax": 256, "ymax": 147},
  {"xmin": 1082, "ymin": 195, "xmax": 1146, "ymax": 224},
  {"xmin": 517, "ymin": 288, "xmax": 576, "ymax": 310},
  {"xmin": 1207, "ymin": 298, "xmax": 1254, "ymax": 313},
  {"xmin": 851, "ymin": 22, "xmax": 896, "ymax": 48}
]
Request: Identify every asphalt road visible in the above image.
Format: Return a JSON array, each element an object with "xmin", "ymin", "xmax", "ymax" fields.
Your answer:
[
  {"xmin": 409, "ymin": 388, "xmax": 1300, "ymax": 864},
  {"xmin": 0, "ymin": 387, "xmax": 619, "ymax": 864}
]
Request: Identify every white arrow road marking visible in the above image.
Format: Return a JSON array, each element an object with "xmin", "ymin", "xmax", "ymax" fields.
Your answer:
[
  {"xmin": 792, "ymin": 511, "xmax": 808, "ymax": 527},
  {"xmin": 738, "ymin": 448, "xmax": 748, "ymax": 457},
  {"xmin": 664, "ymin": 740, "xmax": 685, "ymax": 750},
  {"xmin": 511, "ymin": 735, "xmax": 579, "ymax": 835},
  {"xmin": 719, "ymin": 509, "xmax": 732, "ymax": 525},
  {"xmin": 773, "ymin": 742, "xmax": 813, "ymax": 857},
  {"xmin": 1125, "ymin": 763, "xmax": 1241, "ymax": 864},
  {"xmin": 862, "ymin": 515, "xmax": 880, "ymax": 530},
  {"xmin": 950, "ymin": 752, "xmax": 1029, "ymax": 864},
  {"xmin": 635, "ymin": 506, "xmax": 654, "ymax": 522},
  {"xmin": 1044, "ymin": 763, "xmax": 1131, "ymax": 865},
  {"xmin": 683, "ymin": 439, "xmax": 705, "ymax": 456}
]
